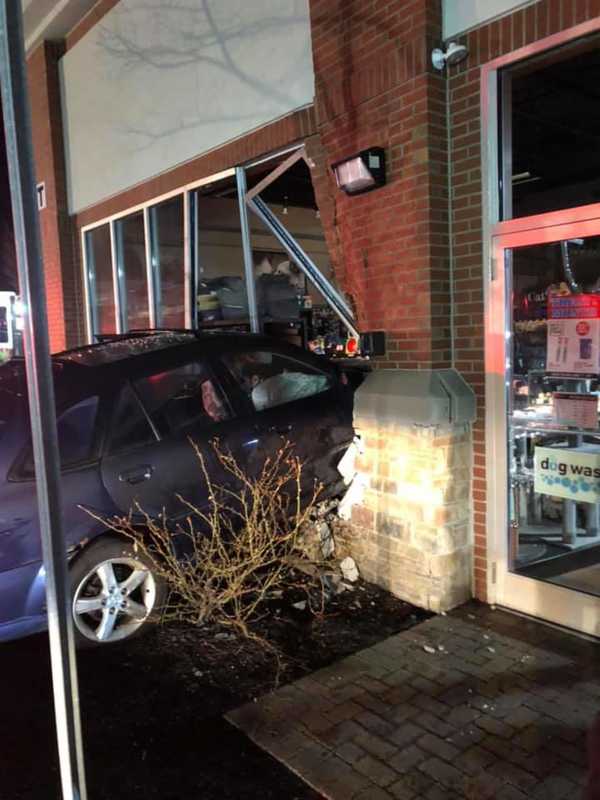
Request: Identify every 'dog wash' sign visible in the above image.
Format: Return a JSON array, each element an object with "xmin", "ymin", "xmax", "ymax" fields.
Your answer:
[{"xmin": 535, "ymin": 445, "xmax": 600, "ymax": 502}]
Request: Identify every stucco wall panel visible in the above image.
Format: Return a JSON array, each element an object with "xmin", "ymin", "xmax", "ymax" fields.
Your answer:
[{"xmin": 60, "ymin": 0, "xmax": 315, "ymax": 212}]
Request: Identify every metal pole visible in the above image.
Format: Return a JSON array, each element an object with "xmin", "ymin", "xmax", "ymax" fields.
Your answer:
[
  {"xmin": 236, "ymin": 166, "xmax": 259, "ymax": 333},
  {"xmin": 0, "ymin": 5, "xmax": 87, "ymax": 800}
]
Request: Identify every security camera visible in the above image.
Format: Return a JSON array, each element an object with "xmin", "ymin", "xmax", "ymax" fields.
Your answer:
[{"xmin": 431, "ymin": 41, "xmax": 469, "ymax": 71}]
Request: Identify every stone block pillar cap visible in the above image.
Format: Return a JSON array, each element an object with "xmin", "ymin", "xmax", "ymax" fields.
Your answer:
[{"xmin": 354, "ymin": 368, "xmax": 476, "ymax": 427}]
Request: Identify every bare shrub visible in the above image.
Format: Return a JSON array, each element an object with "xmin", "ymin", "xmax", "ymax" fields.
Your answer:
[{"xmin": 89, "ymin": 440, "xmax": 326, "ymax": 660}]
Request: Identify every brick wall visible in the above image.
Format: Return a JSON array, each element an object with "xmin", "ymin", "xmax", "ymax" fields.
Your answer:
[
  {"xmin": 308, "ymin": 0, "xmax": 451, "ymax": 369},
  {"xmin": 27, "ymin": 42, "xmax": 74, "ymax": 352},
  {"xmin": 448, "ymin": 0, "xmax": 600, "ymax": 600}
]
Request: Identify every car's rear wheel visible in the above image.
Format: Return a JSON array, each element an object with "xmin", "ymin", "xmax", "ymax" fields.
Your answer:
[{"xmin": 70, "ymin": 536, "xmax": 165, "ymax": 646}]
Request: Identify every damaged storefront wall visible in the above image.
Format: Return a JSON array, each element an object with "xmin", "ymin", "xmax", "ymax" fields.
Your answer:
[
  {"xmin": 334, "ymin": 370, "xmax": 476, "ymax": 613},
  {"xmin": 81, "ymin": 146, "xmax": 361, "ymax": 359}
]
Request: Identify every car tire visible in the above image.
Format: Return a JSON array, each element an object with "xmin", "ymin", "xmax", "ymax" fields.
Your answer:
[{"xmin": 69, "ymin": 535, "xmax": 166, "ymax": 647}]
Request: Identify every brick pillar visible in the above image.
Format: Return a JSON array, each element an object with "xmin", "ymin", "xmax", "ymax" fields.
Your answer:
[
  {"xmin": 308, "ymin": 0, "xmax": 450, "ymax": 368},
  {"xmin": 27, "ymin": 41, "xmax": 78, "ymax": 352},
  {"xmin": 334, "ymin": 369, "xmax": 475, "ymax": 612}
]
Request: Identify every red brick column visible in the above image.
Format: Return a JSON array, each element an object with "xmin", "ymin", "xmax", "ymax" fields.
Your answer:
[
  {"xmin": 27, "ymin": 42, "xmax": 78, "ymax": 352},
  {"xmin": 308, "ymin": 0, "xmax": 450, "ymax": 369}
]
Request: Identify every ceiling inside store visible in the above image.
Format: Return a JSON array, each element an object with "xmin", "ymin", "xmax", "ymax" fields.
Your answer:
[
  {"xmin": 247, "ymin": 159, "xmax": 318, "ymax": 210},
  {"xmin": 203, "ymin": 158, "xmax": 318, "ymax": 211},
  {"xmin": 511, "ymin": 39, "xmax": 600, "ymax": 217}
]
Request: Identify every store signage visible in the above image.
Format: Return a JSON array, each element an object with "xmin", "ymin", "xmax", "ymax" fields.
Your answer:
[
  {"xmin": 553, "ymin": 393, "xmax": 598, "ymax": 429},
  {"xmin": 535, "ymin": 445, "xmax": 600, "ymax": 502},
  {"xmin": 547, "ymin": 294, "xmax": 600, "ymax": 375}
]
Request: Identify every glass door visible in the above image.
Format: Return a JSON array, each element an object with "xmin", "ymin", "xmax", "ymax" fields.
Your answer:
[{"xmin": 489, "ymin": 217, "xmax": 600, "ymax": 636}]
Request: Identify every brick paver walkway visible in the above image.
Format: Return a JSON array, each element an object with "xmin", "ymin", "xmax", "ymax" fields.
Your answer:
[{"xmin": 227, "ymin": 603, "xmax": 599, "ymax": 799}]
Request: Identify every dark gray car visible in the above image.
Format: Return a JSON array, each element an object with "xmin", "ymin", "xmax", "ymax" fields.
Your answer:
[{"xmin": 0, "ymin": 331, "xmax": 355, "ymax": 646}]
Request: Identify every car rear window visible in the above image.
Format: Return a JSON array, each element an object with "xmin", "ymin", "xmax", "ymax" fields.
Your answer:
[{"xmin": 19, "ymin": 396, "xmax": 100, "ymax": 477}]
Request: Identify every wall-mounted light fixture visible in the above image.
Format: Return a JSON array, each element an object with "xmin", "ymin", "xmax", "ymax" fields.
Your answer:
[
  {"xmin": 431, "ymin": 41, "xmax": 469, "ymax": 71},
  {"xmin": 331, "ymin": 147, "xmax": 386, "ymax": 195}
]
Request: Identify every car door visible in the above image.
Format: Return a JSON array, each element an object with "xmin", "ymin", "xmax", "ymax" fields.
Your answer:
[
  {"xmin": 99, "ymin": 357, "xmax": 245, "ymax": 536},
  {"xmin": 0, "ymin": 392, "xmax": 110, "ymax": 624},
  {"xmin": 215, "ymin": 345, "xmax": 354, "ymax": 497}
]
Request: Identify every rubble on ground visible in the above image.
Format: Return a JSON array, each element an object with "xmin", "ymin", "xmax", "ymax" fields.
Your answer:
[{"xmin": 340, "ymin": 556, "xmax": 359, "ymax": 583}]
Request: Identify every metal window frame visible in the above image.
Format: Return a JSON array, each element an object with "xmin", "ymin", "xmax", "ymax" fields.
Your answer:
[
  {"xmin": 143, "ymin": 206, "xmax": 157, "ymax": 329},
  {"xmin": 242, "ymin": 146, "xmax": 358, "ymax": 339},
  {"xmin": 109, "ymin": 220, "xmax": 122, "ymax": 335},
  {"xmin": 80, "ymin": 169, "xmax": 235, "ymax": 342},
  {"xmin": 188, "ymin": 190, "xmax": 199, "ymax": 329},
  {"xmin": 112, "ymin": 216, "xmax": 129, "ymax": 332},
  {"xmin": 81, "ymin": 228, "xmax": 96, "ymax": 341},
  {"xmin": 245, "ymin": 147, "xmax": 306, "ymax": 203},
  {"xmin": 481, "ymin": 16, "xmax": 600, "ymax": 604},
  {"xmin": 236, "ymin": 166, "xmax": 260, "ymax": 332},
  {"xmin": 183, "ymin": 190, "xmax": 192, "ymax": 328}
]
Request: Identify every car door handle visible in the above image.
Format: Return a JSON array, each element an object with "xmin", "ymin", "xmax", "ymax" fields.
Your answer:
[{"xmin": 118, "ymin": 465, "xmax": 154, "ymax": 485}]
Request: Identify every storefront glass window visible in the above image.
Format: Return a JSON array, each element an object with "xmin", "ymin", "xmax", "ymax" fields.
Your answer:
[
  {"xmin": 84, "ymin": 224, "xmax": 115, "ymax": 336},
  {"xmin": 508, "ymin": 236, "xmax": 600, "ymax": 596},
  {"xmin": 148, "ymin": 195, "xmax": 185, "ymax": 328},
  {"xmin": 501, "ymin": 39, "xmax": 600, "ymax": 220},
  {"xmin": 114, "ymin": 211, "xmax": 150, "ymax": 331},
  {"xmin": 193, "ymin": 176, "xmax": 248, "ymax": 328}
]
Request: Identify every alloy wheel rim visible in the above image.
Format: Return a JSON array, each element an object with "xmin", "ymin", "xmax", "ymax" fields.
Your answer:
[{"xmin": 72, "ymin": 557, "xmax": 157, "ymax": 643}]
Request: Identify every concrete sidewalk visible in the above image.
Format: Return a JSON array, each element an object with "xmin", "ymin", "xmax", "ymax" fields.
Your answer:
[{"xmin": 227, "ymin": 603, "xmax": 599, "ymax": 799}]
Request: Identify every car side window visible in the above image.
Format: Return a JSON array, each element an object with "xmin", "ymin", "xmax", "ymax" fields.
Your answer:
[
  {"xmin": 108, "ymin": 385, "xmax": 156, "ymax": 454},
  {"xmin": 134, "ymin": 361, "xmax": 230, "ymax": 438},
  {"xmin": 21, "ymin": 395, "xmax": 100, "ymax": 476},
  {"xmin": 223, "ymin": 350, "xmax": 333, "ymax": 412}
]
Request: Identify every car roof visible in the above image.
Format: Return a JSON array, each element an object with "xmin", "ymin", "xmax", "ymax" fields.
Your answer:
[
  {"xmin": 54, "ymin": 330, "xmax": 302, "ymax": 366},
  {"xmin": 54, "ymin": 331, "xmax": 201, "ymax": 366},
  {"xmin": 54, "ymin": 329, "xmax": 331, "ymax": 382},
  {"xmin": 1, "ymin": 330, "xmax": 338, "ymax": 413}
]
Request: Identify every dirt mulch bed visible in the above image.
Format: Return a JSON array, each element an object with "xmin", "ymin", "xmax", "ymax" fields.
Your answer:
[{"xmin": 2, "ymin": 581, "xmax": 429, "ymax": 799}]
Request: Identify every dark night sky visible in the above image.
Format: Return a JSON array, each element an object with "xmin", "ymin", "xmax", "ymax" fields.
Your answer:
[{"xmin": 0, "ymin": 119, "xmax": 17, "ymax": 292}]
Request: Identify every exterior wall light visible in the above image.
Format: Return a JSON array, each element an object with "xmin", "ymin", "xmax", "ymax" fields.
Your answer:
[
  {"xmin": 431, "ymin": 41, "xmax": 469, "ymax": 71},
  {"xmin": 331, "ymin": 148, "xmax": 386, "ymax": 195}
]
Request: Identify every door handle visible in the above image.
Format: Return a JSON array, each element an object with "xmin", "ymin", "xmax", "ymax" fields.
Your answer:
[{"xmin": 118, "ymin": 465, "xmax": 154, "ymax": 485}]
